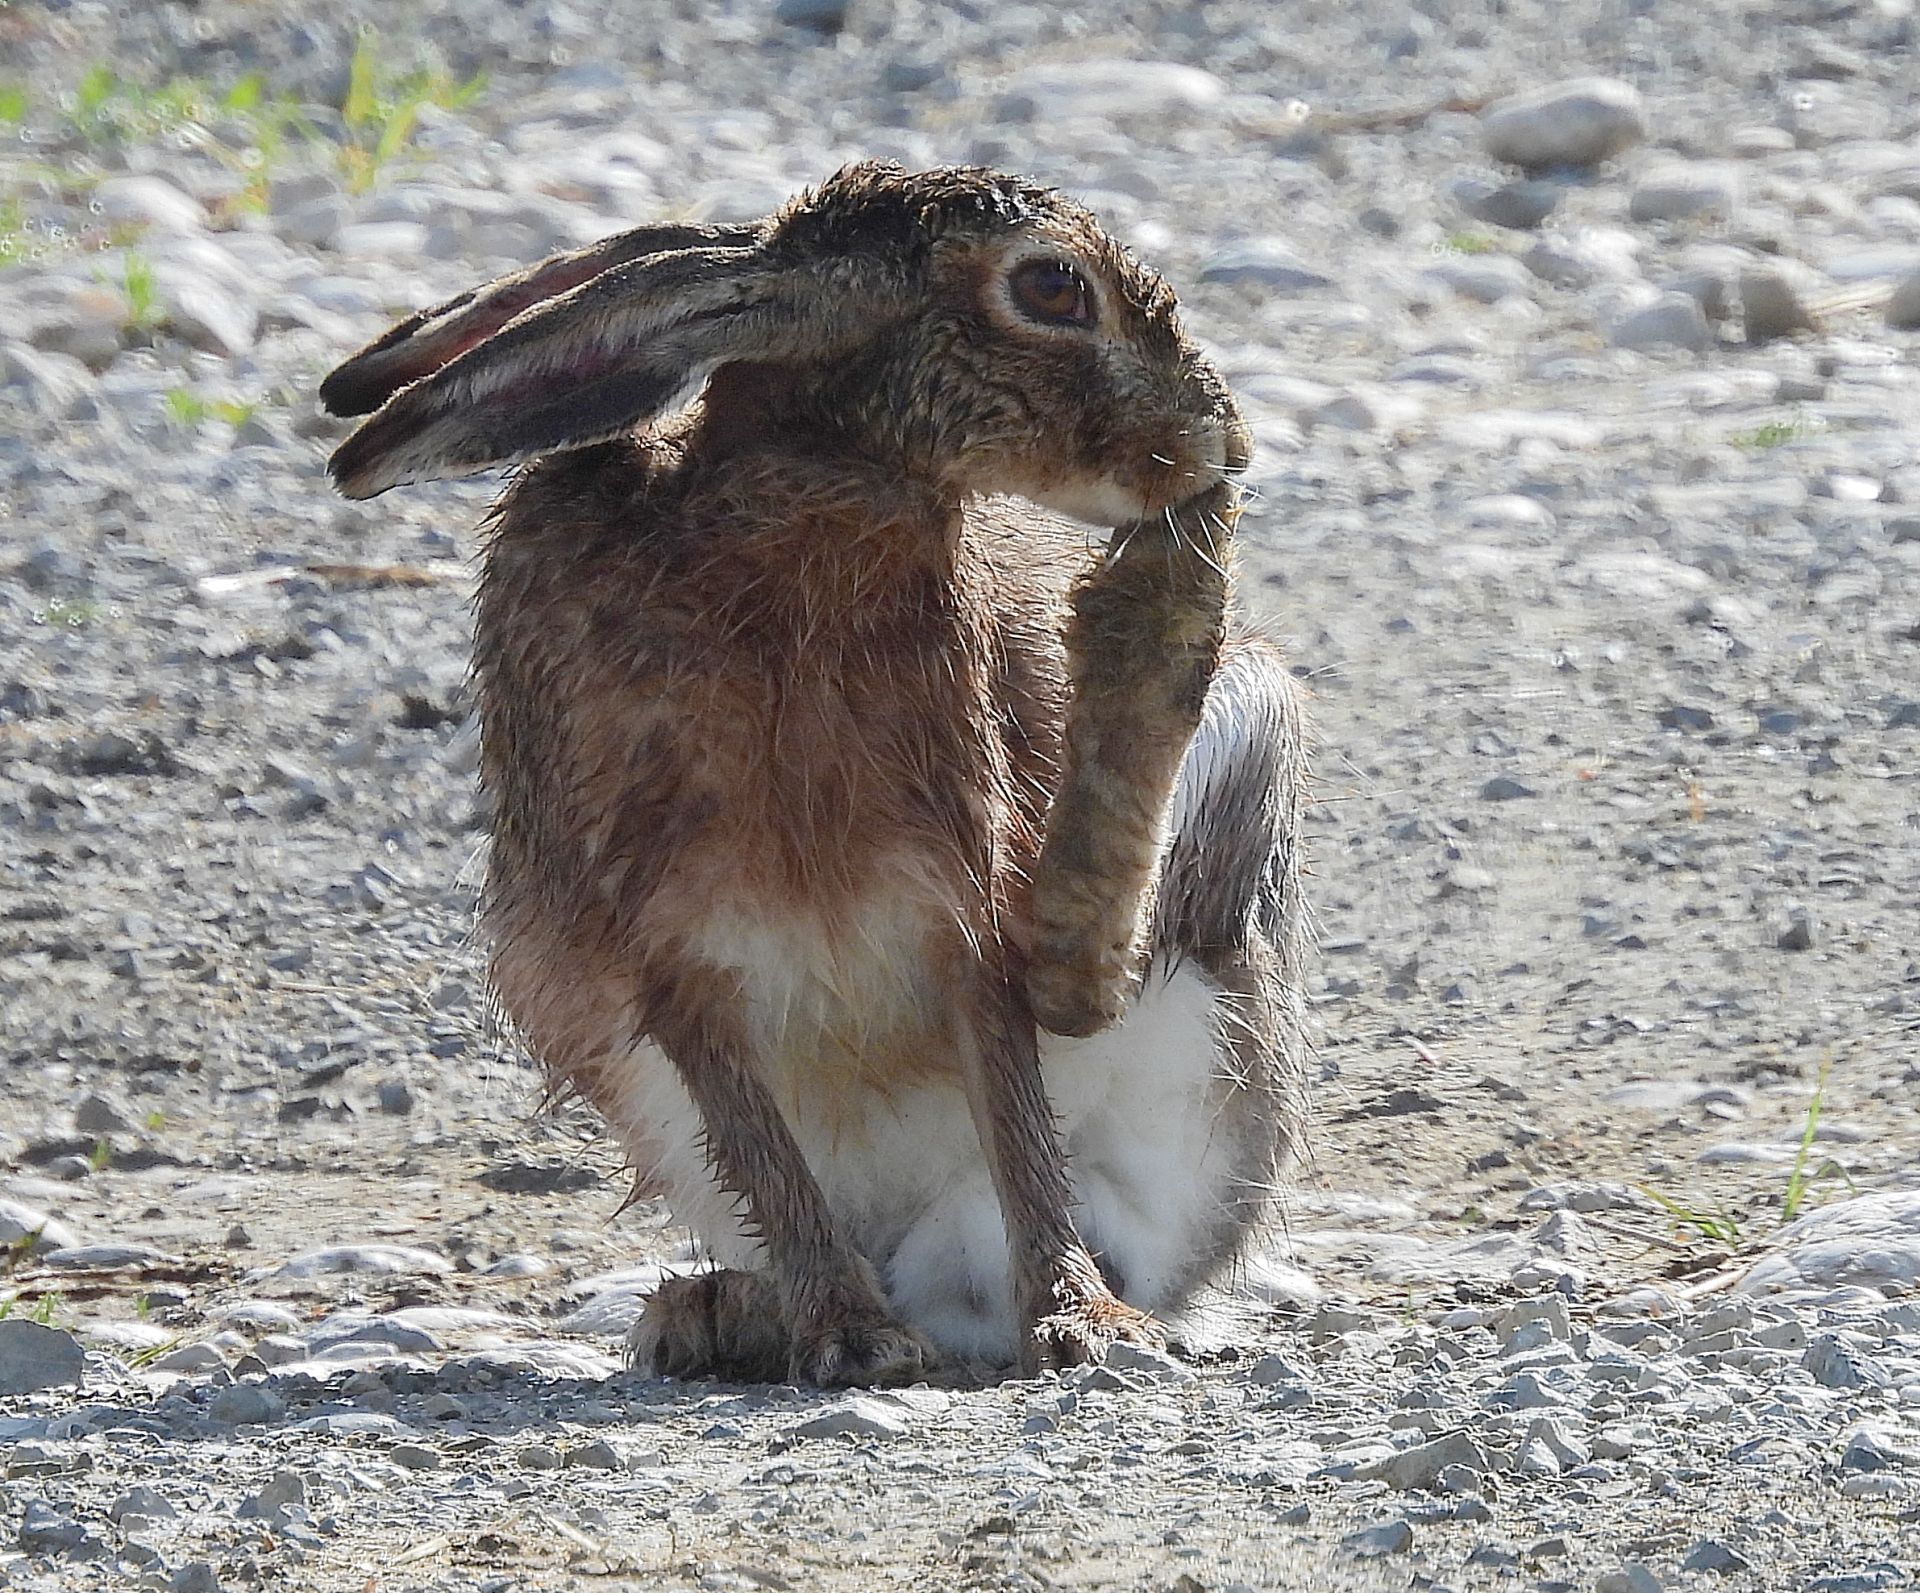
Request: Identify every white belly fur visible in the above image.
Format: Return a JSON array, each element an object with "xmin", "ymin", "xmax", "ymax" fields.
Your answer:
[{"xmin": 593, "ymin": 902, "xmax": 1241, "ymax": 1364}]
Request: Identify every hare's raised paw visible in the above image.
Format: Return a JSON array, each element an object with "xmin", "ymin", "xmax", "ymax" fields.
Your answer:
[
  {"xmin": 1026, "ymin": 938, "xmax": 1136, "ymax": 1039},
  {"xmin": 790, "ymin": 1313, "xmax": 935, "ymax": 1389},
  {"xmin": 1030, "ymin": 1292, "xmax": 1167, "ymax": 1370},
  {"xmin": 629, "ymin": 1269, "xmax": 789, "ymax": 1384}
]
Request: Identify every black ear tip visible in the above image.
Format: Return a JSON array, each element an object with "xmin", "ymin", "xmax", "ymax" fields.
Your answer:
[{"xmin": 319, "ymin": 361, "xmax": 388, "ymax": 418}]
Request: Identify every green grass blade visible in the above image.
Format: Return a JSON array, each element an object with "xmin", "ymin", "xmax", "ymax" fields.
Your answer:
[{"xmin": 1780, "ymin": 1054, "xmax": 1833, "ymax": 1225}]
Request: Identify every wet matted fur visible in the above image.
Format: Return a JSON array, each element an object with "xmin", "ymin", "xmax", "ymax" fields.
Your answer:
[{"xmin": 323, "ymin": 162, "xmax": 1309, "ymax": 1385}]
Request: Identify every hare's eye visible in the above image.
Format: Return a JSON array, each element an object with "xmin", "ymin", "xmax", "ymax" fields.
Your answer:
[{"xmin": 1010, "ymin": 259, "xmax": 1096, "ymax": 328}]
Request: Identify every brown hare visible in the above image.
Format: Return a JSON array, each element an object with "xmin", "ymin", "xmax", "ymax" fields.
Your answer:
[{"xmin": 321, "ymin": 162, "xmax": 1308, "ymax": 1387}]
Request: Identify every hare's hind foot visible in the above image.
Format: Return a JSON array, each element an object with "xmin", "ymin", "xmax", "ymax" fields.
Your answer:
[
  {"xmin": 631, "ymin": 1268, "xmax": 935, "ymax": 1388},
  {"xmin": 791, "ymin": 1312, "xmax": 935, "ymax": 1389},
  {"xmin": 629, "ymin": 1269, "xmax": 789, "ymax": 1384}
]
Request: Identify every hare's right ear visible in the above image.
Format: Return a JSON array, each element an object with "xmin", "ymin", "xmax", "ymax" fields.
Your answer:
[
  {"xmin": 327, "ymin": 240, "xmax": 914, "ymax": 499},
  {"xmin": 318, "ymin": 221, "xmax": 760, "ymax": 418}
]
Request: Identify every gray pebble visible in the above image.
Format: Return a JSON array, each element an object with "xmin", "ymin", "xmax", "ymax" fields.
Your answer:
[
  {"xmin": 1361, "ymin": 1429, "xmax": 1491, "ymax": 1492},
  {"xmin": 564, "ymin": 1439, "xmax": 622, "ymax": 1470},
  {"xmin": 0, "ymin": 1320, "xmax": 86, "ymax": 1395},
  {"xmin": 1481, "ymin": 77, "xmax": 1648, "ymax": 172},
  {"xmin": 1457, "ymin": 178, "xmax": 1561, "ymax": 230},
  {"xmin": 17, "ymin": 1499, "xmax": 105, "ymax": 1559},
  {"xmin": 1742, "ymin": 267, "xmax": 1821, "ymax": 343},
  {"xmin": 208, "ymin": 1382, "xmax": 285, "ymax": 1425},
  {"xmin": 1886, "ymin": 266, "xmax": 1920, "ymax": 330},
  {"xmin": 1777, "ymin": 906, "xmax": 1817, "ymax": 952},
  {"xmin": 1102, "ymin": 1340, "xmax": 1196, "ymax": 1384},
  {"xmin": 1609, "ymin": 293, "xmax": 1715, "ymax": 353},
  {"xmin": 1480, "ymin": 775, "xmax": 1537, "ymax": 802},
  {"xmin": 788, "ymin": 1396, "xmax": 911, "ymax": 1442},
  {"xmin": 1339, "ymin": 1516, "xmax": 1414, "ymax": 1557},
  {"xmin": 1198, "ymin": 239, "xmax": 1334, "ymax": 291},
  {"xmin": 389, "ymin": 1442, "xmax": 443, "ymax": 1471},
  {"xmin": 1629, "ymin": 165, "xmax": 1741, "ymax": 224},
  {"xmin": 109, "ymin": 1484, "xmax": 178, "ymax": 1523},
  {"xmin": 0, "ymin": 1198, "xmax": 79, "ymax": 1253}
]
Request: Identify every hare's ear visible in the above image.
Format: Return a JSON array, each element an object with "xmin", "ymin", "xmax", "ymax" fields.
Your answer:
[
  {"xmin": 328, "ymin": 242, "xmax": 910, "ymax": 499},
  {"xmin": 318, "ymin": 220, "xmax": 761, "ymax": 418}
]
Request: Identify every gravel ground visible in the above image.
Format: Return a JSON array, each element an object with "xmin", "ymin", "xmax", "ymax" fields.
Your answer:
[{"xmin": 2, "ymin": 2, "xmax": 1918, "ymax": 1589}]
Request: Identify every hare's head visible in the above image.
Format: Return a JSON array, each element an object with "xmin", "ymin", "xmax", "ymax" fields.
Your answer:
[{"xmin": 326, "ymin": 162, "xmax": 1247, "ymax": 523}]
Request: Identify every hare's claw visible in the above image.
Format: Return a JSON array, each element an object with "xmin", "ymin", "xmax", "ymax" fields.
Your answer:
[
  {"xmin": 791, "ymin": 1316, "xmax": 935, "ymax": 1389},
  {"xmin": 1030, "ymin": 1291, "xmax": 1167, "ymax": 1370}
]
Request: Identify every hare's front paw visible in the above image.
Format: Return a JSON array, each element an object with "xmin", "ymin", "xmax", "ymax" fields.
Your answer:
[
  {"xmin": 791, "ymin": 1314, "xmax": 935, "ymax": 1389},
  {"xmin": 1030, "ymin": 1292, "xmax": 1167, "ymax": 1370},
  {"xmin": 1026, "ymin": 939, "xmax": 1136, "ymax": 1039},
  {"xmin": 630, "ymin": 1269, "xmax": 788, "ymax": 1383},
  {"xmin": 1027, "ymin": 875, "xmax": 1139, "ymax": 1038}
]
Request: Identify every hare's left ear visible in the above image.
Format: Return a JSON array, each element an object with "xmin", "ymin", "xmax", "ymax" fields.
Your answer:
[
  {"xmin": 319, "ymin": 220, "xmax": 761, "ymax": 418},
  {"xmin": 327, "ymin": 238, "xmax": 917, "ymax": 499}
]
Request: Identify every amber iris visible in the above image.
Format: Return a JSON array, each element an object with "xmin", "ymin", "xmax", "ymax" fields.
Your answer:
[{"xmin": 1010, "ymin": 259, "xmax": 1096, "ymax": 327}]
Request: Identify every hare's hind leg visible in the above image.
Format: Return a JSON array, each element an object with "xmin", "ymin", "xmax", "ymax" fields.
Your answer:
[
  {"xmin": 960, "ymin": 982, "xmax": 1167, "ymax": 1372},
  {"xmin": 630, "ymin": 1270, "xmax": 788, "ymax": 1383},
  {"xmin": 650, "ymin": 992, "xmax": 934, "ymax": 1388}
]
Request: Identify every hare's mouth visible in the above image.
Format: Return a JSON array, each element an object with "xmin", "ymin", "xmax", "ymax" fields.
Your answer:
[{"xmin": 1008, "ymin": 470, "xmax": 1155, "ymax": 528}]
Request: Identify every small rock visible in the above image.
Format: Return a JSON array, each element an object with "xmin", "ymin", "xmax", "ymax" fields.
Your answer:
[
  {"xmin": 389, "ymin": 1442, "xmax": 443, "ymax": 1471},
  {"xmin": 1198, "ymin": 238, "xmax": 1334, "ymax": 291},
  {"xmin": 996, "ymin": 59, "xmax": 1226, "ymax": 123},
  {"xmin": 1838, "ymin": 1425, "xmax": 1920, "ymax": 1472},
  {"xmin": 208, "ymin": 1382, "xmax": 284, "ymax": 1425},
  {"xmin": 159, "ymin": 279, "xmax": 258, "ymax": 358},
  {"xmin": 1742, "ymin": 268, "xmax": 1820, "ymax": 342},
  {"xmin": 1776, "ymin": 906, "xmax": 1816, "ymax": 952},
  {"xmin": 0, "ymin": 342, "xmax": 95, "ymax": 411},
  {"xmin": 773, "ymin": 0, "xmax": 850, "ymax": 30},
  {"xmin": 1480, "ymin": 775, "xmax": 1537, "ymax": 802},
  {"xmin": 272, "ymin": 1244, "xmax": 453, "ymax": 1278},
  {"xmin": 0, "ymin": 1198, "xmax": 79, "ymax": 1253},
  {"xmin": 1609, "ymin": 292, "xmax": 1715, "ymax": 352},
  {"xmin": 517, "ymin": 1444, "xmax": 563, "ymax": 1471},
  {"xmin": 1629, "ymin": 164, "xmax": 1741, "ymax": 223},
  {"xmin": 1426, "ymin": 255, "xmax": 1536, "ymax": 304},
  {"xmin": 1886, "ymin": 267, "xmax": 1920, "ymax": 330},
  {"xmin": 1658, "ymin": 703, "xmax": 1716, "ymax": 732},
  {"xmin": 109, "ymin": 1485, "xmax": 178, "ymax": 1523},
  {"xmin": 94, "ymin": 175, "xmax": 206, "ymax": 234},
  {"xmin": 1340, "ymin": 1517, "xmax": 1414, "ymax": 1557},
  {"xmin": 1361, "ymin": 1430, "xmax": 1491, "ymax": 1492},
  {"xmin": 0, "ymin": 1320, "xmax": 86, "ymax": 1395},
  {"xmin": 1458, "ymin": 178, "xmax": 1561, "ymax": 230},
  {"xmin": 150, "ymin": 1342, "xmax": 227, "ymax": 1373},
  {"xmin": 1102, "ymin": 1340, "xmax": 1196, "ymax": 1384},
  {"xmin": 1481, "ymin": 77, "xmax": 1648, "ymax": 171},
  {"xmin": 564, "ymin": 1439, "xmax": 622, "ymax": 1470},
  {"xmin": 42, "ymin": 1244, "xmax": 167, "ymax": 1270},
  {"xmin": 1804, "ymin": 1332, "xmax": 1890, "ymax": 1389},
  {"xmin": 1310, "ymin": 386, "xmax": 1422, "ymax": 433},
  {"xmin": 1596, "ymin": 1564, "xmax": 1665, "ymax": 1593},
  {"xmin": 788, "ymin": 1396, "xmax": 910, "ymax": 1442},
  {"xmin": 17, "ymin": 1499, "xmax": 104, "ymax": 1559},
  {"xmin": 171, "ymin": 1564, "xmax": 225, "ymax": 1593},
  {"xmin": 237, "ymin": 1470, "xmax": 307, "ymax": 1520}
]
